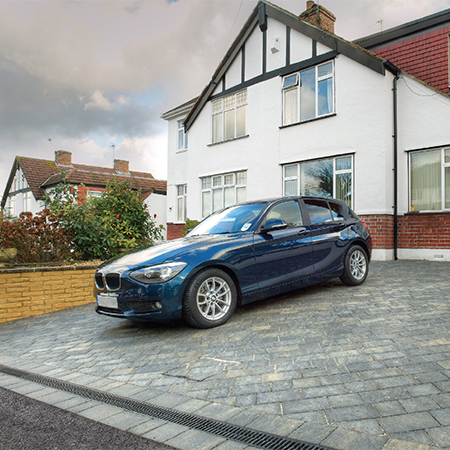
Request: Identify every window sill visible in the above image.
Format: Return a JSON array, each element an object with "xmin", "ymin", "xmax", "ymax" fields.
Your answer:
[
  {"xmin": 208, "ymin": 135, "xmax": 249, "ymax": 147},
  {"xmin": 279, "ymin": 113, "xmax": 336, "ymax": 129},
  {"xmin": 176, "ymin": 149, "xmax": 188, "ymax": 154},
  {"xmin": 406, "ymin": 210, "xmax": 450, "ymax": 215}
]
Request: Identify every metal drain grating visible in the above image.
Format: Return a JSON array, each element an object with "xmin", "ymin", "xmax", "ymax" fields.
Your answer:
[{"xmin": 0, "ymin": 364, "xmax": 335, "ymax": 450}]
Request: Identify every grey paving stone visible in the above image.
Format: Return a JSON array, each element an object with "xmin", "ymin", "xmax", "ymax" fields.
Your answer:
[
  {"xmin": 321, "ymin": 427, "xmax": 388, "ymax": 450},
  {"xmin": 425, "ymin": 425, "xmax": 450, "ymax": 448},
  {"xmin": 374, "ymin": 401, "xmax": 407, "ymax": 417},
  {"xmin": 245, "ymin": 414, "xmax": 302, "ymax": 437},
  {"xmin": 325, "ymin": 405, "xmax": 380, "ymax": 424},
  {"xmin": 378, "ymin": 412, "xmax": 440, "ymax": 434},
  {"xmin": 165, "ymin": 428, "xmax": 226, "ymax": 450}
]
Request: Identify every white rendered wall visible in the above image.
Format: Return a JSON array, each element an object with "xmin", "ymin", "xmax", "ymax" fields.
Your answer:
[{"xmin": 145, "ymin": 192, "xmax": 167, "ymax": 240}]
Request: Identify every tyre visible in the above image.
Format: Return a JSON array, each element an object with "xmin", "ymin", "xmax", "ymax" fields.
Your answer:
[
  {"xmin": 183, "ymin": 268, "xmax": 237, "ymax": 328},
  {"xmin": 340, "ymin": 245, "xmax": 369, "ymax": 286}
]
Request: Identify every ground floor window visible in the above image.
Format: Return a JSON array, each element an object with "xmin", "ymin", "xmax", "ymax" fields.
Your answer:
[
  {"xmin": 176, "ymin": 185, "xmax": 187, "ymax": 221},
  {"xmin": 410, "ymin": 147, "xmax": 450, "ymax": 212},
  {"xmin": 201, "ymin": 171, "xmax": 246, "ymax": 217},
  {"xmin": 23, "ymin": 191, "xmax": 32, "ymax": 212},
  {"xmin": 283, "ymin": 155, "xmax": 353, "ymax": 207}
]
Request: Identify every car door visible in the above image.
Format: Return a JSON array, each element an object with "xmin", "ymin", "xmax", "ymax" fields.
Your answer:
[
  {"xmin": 252, "ymin": 199, "xmax": 314, "ymax": 296},
  {"xmin": 303, "ymin": 198, "xmax": 349, "ymax": 278}
]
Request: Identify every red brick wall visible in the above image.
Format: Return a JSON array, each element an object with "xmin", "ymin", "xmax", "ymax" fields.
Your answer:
[
  {"xmin": 398, "ymin": 213, "xmax": 450, "ymax": 249},
  {"xmin": 371, "ymin": 27, "xmax": 450, "ymax": 93},
  {"xmin": 359, "ymin": 213, "xmax": 450, "ymax": 250},
  {"xmin": 359, "ymin": 214, "xmax": 394, "ymax": 249},
  {"xmin": 167, "ymin": 223, "xmax": 185, "ymax": 240}
]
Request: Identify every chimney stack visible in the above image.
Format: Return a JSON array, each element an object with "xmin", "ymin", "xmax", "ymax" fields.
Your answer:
[
  {"xmin": 114, "ymin": 159, "xmax": 130, "ymax": 174},
  {"xmin": 300, "ymin": 1, "xmax": 336, "ymax": 34},
  {"xmin": 55, "ymin": 150, "xmax": 73, "ymax": 167}
]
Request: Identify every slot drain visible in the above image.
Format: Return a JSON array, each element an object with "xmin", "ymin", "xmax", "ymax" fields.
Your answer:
[{"xmin": 0, "ymin": 364, "xmax": 334, "ymax": 450}]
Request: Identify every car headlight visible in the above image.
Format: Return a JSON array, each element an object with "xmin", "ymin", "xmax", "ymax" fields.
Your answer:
[{"xmin": 129, "ymin": 262, "xmax": 187, "ymax": 284}]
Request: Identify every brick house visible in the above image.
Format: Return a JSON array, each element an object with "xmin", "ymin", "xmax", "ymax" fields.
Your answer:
[
  {"xmin": 162, "ymin": 0, "xmax": 450, "ymax": 261},
  {"xmin": 1, "ymin": 150, "xmax": 167, "ymax": 237}
]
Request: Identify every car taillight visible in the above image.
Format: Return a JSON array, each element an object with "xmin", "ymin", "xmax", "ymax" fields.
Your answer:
[{"xmin": 361, "ymin": 220, "xmax": 370, "ymax": 232}]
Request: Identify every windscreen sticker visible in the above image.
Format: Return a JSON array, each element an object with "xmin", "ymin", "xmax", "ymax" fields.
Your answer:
[{"xmin": 241, "ymin": 223, "xmax": 252, "ymax": 231}]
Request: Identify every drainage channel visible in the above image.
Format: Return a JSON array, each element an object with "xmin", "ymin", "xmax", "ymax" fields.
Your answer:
[{"xmin": 0, "ymin": 364, "xmax": 335, "ymax": 450}]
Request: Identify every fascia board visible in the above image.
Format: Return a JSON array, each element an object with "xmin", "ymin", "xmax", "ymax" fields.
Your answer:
[{"xmin": 1, "ymin": 158, "xmax": 19, "ymax": 209}]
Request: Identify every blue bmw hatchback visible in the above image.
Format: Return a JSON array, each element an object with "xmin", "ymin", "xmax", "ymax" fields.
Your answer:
[{"xmin": 94, "ymin": 197, "xmax": 372, "ymax": 328}]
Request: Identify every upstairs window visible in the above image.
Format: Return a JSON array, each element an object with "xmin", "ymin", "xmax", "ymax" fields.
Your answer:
[
  {"xmin": 212, "ymin": 90, "xmax": 247, "ymax": 144},
  {"xmin": 178, "ymin": 120, "xmax": 188, "ymax": 150},
  {"xmin": 282, "ymin": 61, "xmax": 334, "ymax": 126}
]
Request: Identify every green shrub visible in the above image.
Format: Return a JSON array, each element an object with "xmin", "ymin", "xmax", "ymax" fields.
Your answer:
[{"xmin": 182, "ymin": 218, "xmax": 200, "ymax": 236}]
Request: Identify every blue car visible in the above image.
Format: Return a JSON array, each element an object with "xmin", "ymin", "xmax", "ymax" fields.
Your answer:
[{"xmin": 94, "ymin": 197, "xmax": 372, "ymax": 328}]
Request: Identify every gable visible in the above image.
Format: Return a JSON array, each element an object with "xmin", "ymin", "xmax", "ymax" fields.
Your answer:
[{"xmin": 183, "ymin": 1, "xmax": 385, "ymax": 132}]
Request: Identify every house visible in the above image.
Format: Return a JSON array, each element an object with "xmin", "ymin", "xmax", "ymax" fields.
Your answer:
[
  {"xmin": 161, "ymin": 0, "xmax": 450, "ymax": 261},
  {"xmin": 355, "ymin": 8, "xmax": 450, "ymax": 94},
  {"xmin": 1, "ymin": 150, "xmax": 167, "ymax": 237}
]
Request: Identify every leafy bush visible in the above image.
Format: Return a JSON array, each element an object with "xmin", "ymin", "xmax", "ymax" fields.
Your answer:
[
  {"xmin": 182, "ymin": 218, "xmax": 200, "ymax": 236},
  {"xmin": 0, "ymin": 209, "xmax": 74, "ymax": 264},
  {"xmin": 45, "ymin": 178, "xmax": 164, "ymax": 260}
]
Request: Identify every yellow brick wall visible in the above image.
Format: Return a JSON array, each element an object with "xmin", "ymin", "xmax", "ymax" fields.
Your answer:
[{"xmin": 0, "ymin": 266, "xmax": 97, "ymax": 324}]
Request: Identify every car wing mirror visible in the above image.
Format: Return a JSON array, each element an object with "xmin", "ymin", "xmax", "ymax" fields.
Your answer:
[{"xmin": 260, "ymin": 218, "xmax": 288, "ymax": 233}]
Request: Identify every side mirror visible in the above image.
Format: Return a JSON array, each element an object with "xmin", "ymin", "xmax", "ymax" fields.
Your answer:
[{"xmin": 261, "ymin": 218, "xmax": 288, "ymax": 232}]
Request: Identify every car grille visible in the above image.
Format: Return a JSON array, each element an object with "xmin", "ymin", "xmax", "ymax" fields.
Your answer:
[{"xmin": 95, "ymin": 273, "xmax": 121, "ymax": 291}]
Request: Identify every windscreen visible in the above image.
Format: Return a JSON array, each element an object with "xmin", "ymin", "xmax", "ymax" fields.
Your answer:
[{"xmin": 189, "ymin": 203, "xmax": 267, "ymax": 236}]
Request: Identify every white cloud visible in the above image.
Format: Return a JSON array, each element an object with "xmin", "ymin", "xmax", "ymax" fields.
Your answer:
[{"xmin": 84, "ymin": 90, "xmax": 114, "ymax": 111}]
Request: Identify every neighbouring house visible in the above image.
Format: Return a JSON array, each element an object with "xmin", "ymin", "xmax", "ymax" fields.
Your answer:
[
  {"xmin": 355, "ymin": 8, "xmax": 450, "ymax": 94},
  {"xmin": 162, "ymin": 0, "xmax": 450, "ymax": 261},
  {"xmin": 1, "ymin": 150, "xmax": 168, "ymax": 237}
]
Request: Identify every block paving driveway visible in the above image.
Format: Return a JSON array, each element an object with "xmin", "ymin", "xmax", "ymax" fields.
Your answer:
[{"xmin": 1, "ymin": 260, "xmax": 450, "ymax": 450}]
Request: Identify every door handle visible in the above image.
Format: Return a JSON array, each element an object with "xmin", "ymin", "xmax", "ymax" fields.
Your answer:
[{"xmin": 297, "ymin": 227, "xmax": 307, "ymax": 234}]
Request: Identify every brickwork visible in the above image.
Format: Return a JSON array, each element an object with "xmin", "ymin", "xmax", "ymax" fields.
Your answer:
[
  {"xmin": 167, "ymin": 222, "xmax": 185, "ymax": 240},
  {"xmin": 0, "ymin": 266, "xmax": 97, "ymax": 324},
  {"xmin": 371, "ymin": 27, "xmax": 450, "ymax": 93},
  {"xmin": 398, "ymin": 213, "xmax": 450, "ymax": 249},
  {"xmin": 358, "ymin": 214, "xmax": 394, "ymax": 249}
]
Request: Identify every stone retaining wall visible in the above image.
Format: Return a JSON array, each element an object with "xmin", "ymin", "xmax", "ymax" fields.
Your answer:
[{"xmin": 0, "ymin": 265, "xmax": 98, "ymax": 324}]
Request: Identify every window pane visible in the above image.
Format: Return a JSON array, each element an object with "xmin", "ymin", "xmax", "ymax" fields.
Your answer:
[
  {"xmin": 236, "ymin": 90, "xmax": 247, "ymax": 105},
  {"xmin": 224, "ymin": 187, "xmax": 234, "ymax": 207},
  {"xmin": 224, "ymin": 109, "xmax": 235, "ymax": 140},
  {"xmin": 177, "ymin": 185, "xmax": 184, "ymax": 196},
  {"xmin": 213, "ymin": 176, "xmax": 222, "ymax": 187},
  {"xmin": 284, "ymin": 164, "xmax": 297, "ymax": 178},
  {"xmin": 202, "ymin": 177, "xmax": 211, "ymax": 189},
  {"xmin": 236, "ymin": 186, "xmax": 246, "ymax": 203},
  {"xmin": 213, "ymin": 189, "xmax": 222, "ymax": 212},
  {"xmin": 236, "ymin": 105, "xmax": 247, "ymax": 137},
  {"xmin": 212, "ymin": 113, "xmax": 223, "ymax": 143},
  {"xmin": 318, "ymin": 78, "xmax": 333, "ymax": 116},
  {"xmin": 300, "ymin": 159, "xmax": 333, "ymax": 197},
  {"xmin": 267, "ymin": 201, "xmax": 303, "ymax": 228},
  {"xmin": 178, "ymin": 129, "xmax": 184, "ymax": 150},
  {"xmin": 304, "ymin": 200, "xmax": 333, "ymax": 224},
  {"xmin": 212, "ymin": 99, "xmax": 222, "ymax": 113},
  {"xmin": 202, "ymin": 191, "xmax": 211, "ymax": 217},
  {"xmin": 445, "ymin": 149, "xmax": 450, "ymax": 163},
  {"xmin": 284, "ymin": 88, "xmax": 298, "ymax": 125},
  {"xmin": 411, "ymin": 150, "xmax": 441, "ymax": 211},
  {"xmin": 236, "ymin": 171, "xmax": 246, "ymax": 185},
  {"xmin": 329, "ymin": 201, "xmax": 345, "ymax": 220},
  {"xmin": 285, "ymin": 179, "xmax": 298, "ymax": 196},
  {"xmin": 336, "ymin": 173, "xmax": 352, "ymax": 206},
  {"xmin": 283, "ymin": 74, "xmax": 298, "ymax": 88},
  {"xmin": 300, "ymin": 68, "xmax": 315, "ymax": 121},
  {"xmin": 446, "ymin": 166, "xmax": 450, "ymax": 209},
  {"xmin": 318, "ymin": 62, "xmax": 332, "ymax": 77},
  {"xmin": 177, "ymin": 198, "xmax": 183, "ymax": 221},
  {"xmin": 336, "ymin": 156, "xmax": 351, "ymax": 171},
  {"xmin": 224, "ymin": 174, "xmax": 234, "ymax": 185},
  {"xmin": 224, "ymin": 94, "xmax": 235, "ymax": 109}
]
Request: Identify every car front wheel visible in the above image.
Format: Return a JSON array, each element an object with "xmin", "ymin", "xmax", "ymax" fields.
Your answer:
[
  {"xmin": 340, "ymin": 245, "xmax": 368, "ymax": 286},
  {"xmin": 183, "ymin": 268, "xmax": 237, "ymax": 328}
]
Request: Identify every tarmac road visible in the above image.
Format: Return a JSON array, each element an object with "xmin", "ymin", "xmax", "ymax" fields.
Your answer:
[{"xmin": 0, "ymin": 387, "xmax": 177, "ymax": 450}]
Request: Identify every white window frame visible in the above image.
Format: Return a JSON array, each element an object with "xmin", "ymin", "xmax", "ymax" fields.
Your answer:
[
  {"xmin": 177, "ymin": 120, "xmax": 188, "ymax": 151},
  {"xmin": 409, "ymin": 147, "xmax": 450, "ymax": 212},
  {"xmin": 23, "ymin": 191, "xmax": 32, "ymax": 212},
  {"xmin": 282, "ymin": 60, "xmax": 334, "ymax": 126},
  {"xmin": 176, "ymin": 184, "xmax": 187, "ymax": 222},
  {"xmin": 201, "ymin": 171, "xmax": 247, "ymax": 217},
  {"xmin": 7, "ymin": 196, "xmax": 16, "ymax": 217},
  {"xmin": 211, "ymin": 89, "xmax": 247, "ymax": 144},
  {"xmin": 283, "ymin": 155, "xmax": 353, "ymax": 207}
]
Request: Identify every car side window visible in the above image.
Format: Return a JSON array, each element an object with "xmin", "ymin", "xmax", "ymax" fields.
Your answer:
[
  {"xmin": 329, "ymin": 201, "xmax": 345, "ymax": 220},
  {"xmin": 265, "ymin": 200, "xmax": 303, "ymax": 228},
  {"xmin": 304, "ymin": 199, "xmax": 333, "ymax": 224}
]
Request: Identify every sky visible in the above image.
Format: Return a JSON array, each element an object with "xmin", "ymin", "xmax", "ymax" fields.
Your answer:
[{"xmin": 1, "ymin": 0, "xmax": 450, "ymax": 196}]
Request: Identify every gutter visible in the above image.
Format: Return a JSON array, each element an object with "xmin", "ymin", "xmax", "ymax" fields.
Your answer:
[{"xmin": 384, "ymin": 60, "xmax": 401, "ymax": 260}]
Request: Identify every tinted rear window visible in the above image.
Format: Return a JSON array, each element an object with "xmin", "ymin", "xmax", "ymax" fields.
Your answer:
[
  {"xmin": 329, "ymin": 201, "xmax": 345, "ymax": 220},
  {"xmin": 304, "ymin": 200, "xmax": 333, "ymax": 224}
]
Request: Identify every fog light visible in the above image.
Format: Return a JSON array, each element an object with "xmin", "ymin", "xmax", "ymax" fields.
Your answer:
[{"xmin": 155, "ymin": 302, "xmax": 162, "ymax": 310}]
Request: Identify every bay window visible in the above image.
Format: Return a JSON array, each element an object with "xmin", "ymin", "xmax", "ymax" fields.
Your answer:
[
  {"xmin": 283, "ymin": 155, "xmax": 353, "ymax": 207},
  {"xmin": 212, "ymin": 90, "xmax": 247, "ymax": 144},
  {"xmin": 282, "ymin": 61, "xmax": 334, "ymax": 126},
  {"xmin": 410, "ymin": 147, "xmax": 450, "ymax": 211},
  {"xmin": 201, "ymin": 171, "xmax": 247, "ymax": 217}
]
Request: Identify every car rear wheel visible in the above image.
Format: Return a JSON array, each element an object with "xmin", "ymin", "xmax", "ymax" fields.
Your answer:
[
  {"xmin": 183, "ymin": 268, "xmax": 237, "ymax": 328},
  {"xmin": 340, "ymin": 245, "xmax": 368, "ymax": 286}
]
